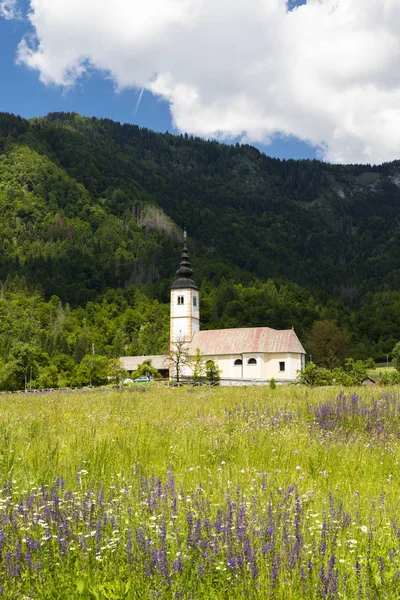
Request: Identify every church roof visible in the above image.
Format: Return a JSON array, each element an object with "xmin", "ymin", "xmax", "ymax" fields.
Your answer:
[
  {"xmin": 171, "ymin": 231, "xmax": 198, "ymax": 290},
  {"xmin": 189, "ymin": 327, "xmax": 306, "ymax": 356}
]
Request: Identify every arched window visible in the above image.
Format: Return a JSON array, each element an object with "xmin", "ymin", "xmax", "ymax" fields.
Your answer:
[
  {"xmin": 234, "ymin": 359, "xmax": 242, "ymax": 366},
  {"xmin": 247, "ymin": 358, "xmax": 257, "ymax": 365},
  {"xmin": 177, "ymin": 296, "xmax": 184, "ymax": 305}
]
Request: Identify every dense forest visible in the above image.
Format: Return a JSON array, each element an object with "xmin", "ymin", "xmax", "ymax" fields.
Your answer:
[{"xmin": 0, "ymin": 111, "xmax": 399, "ymax": 388}]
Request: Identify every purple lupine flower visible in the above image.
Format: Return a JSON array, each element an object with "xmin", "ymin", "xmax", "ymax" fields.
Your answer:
[
  {"xmin": 354, "ymin": 559, "xmax": 361, "ymax": 582},
  {"xmin": 24, "ymin": 550, "xmax": 32, "ymax": 569},
  {"xmin": 236, "ymin": 504, "xmax": 247, "ymax": 541},
  {"xmin": 6, "ymin": 550, "xmax": 14, "ymax": 577},
  {"xmin": 193, "ymin": 519, "xmax": 202, "ymax": 547},
  {"xmin": 172, "ymin": 554, "xmax": 183, "ymax": 575},
  {"xmin": 157, "ymin": 521, "xmax": 170, "ymax": 582},
  {"xmin": 282, "ymin": 521, "xmax": 289, "ymax": 547},
  {"xmin": 270, "ymin": 554, "xmax": 280, "ymax": 589},
  {"xmin": 126, "ymin": 528, "xmax": 133, "ymax": 565},
  {"xmin": 95, "ymin": 520, "xmax": 102, "ymax": 554},
  {"xmin": 214, "ymin": 510, "xmax": 223, "ymax": 534},
  {"xmin": 244, "ymin": 540, "xmax": 258, "ymax": 579},
  {"xmin": 172, "ymin": 497, "xmax": 178, "ymax": 516},
  {"xmin": 186, "ymin": 511, "xmax": 194, "ymax": 547}
]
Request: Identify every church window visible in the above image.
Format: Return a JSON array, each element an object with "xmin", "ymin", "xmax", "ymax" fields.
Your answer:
[
  {"xmin": 279, "ymin": 361, "xmax": 285, "ymax": 372},
  {"xmin": 247, "ymin": 358, "xmax": 257, "ymax": 365},
  {"xmin": 177, "ymin": 296, "xmax": 184, "ymax": 305},
  {"xmin": 234, "ymin": 359, "xmax": 242, "ymax": 366},
  {"xmin": 193, "ymin": 296, "xmax": 197, "ymax": 306}
]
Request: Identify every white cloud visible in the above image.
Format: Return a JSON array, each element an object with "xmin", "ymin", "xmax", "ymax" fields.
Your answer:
[
  {"xmin": 0, "ymin": 0, "xmax": 19, "ymax": 19},
  {"xmin": 13, "ymin": 0, "xmax": 400, "ymax": 163}
]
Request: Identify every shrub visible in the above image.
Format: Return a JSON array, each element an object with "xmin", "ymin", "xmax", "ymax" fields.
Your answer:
[{"xmin": 205, "ymin": 360, "xmax": 221, "ymax": 384}]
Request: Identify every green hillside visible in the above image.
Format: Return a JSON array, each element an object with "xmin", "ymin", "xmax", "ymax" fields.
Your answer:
[{"xmin": 0, "ymin": 111, "xmax": 399, "ymax": 388}]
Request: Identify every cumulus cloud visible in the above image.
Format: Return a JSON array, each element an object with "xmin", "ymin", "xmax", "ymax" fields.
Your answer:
[
  {"xmin": 0, "ymin": 0, "xmax": 19, "ymax": 19},
  {"xmin": 11, "ymin": 0, "xmax": 400, "ymax": 163}
]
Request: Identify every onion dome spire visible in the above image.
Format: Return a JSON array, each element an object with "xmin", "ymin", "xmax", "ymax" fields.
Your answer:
[{"xmin": 171, "ymin": 230, "xmax": 198, "ymax": 290}]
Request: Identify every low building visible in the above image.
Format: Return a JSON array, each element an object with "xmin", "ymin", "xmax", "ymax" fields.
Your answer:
[
  {"xmin": 360, "ymin": 376, "xmax": 377, "ymax": 386},
  {"xmin": 119, "ymin": 355, "xmax": 169, "ymax": 379}
]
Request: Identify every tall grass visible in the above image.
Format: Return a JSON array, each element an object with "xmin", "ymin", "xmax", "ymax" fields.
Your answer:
[{"xmin": 1, "ymin": 386, "xmax": 400, "ymax": 597}]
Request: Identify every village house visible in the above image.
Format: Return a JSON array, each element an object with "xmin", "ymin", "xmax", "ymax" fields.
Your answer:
[{"xmin": 121, "ymin": 233, "xmax": 306, "ymax": 385}]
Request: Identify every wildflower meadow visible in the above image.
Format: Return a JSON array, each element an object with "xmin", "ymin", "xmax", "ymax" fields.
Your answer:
[{"xmin": 1, "ymin": 385, "xmax": 400, "ymax": 598}]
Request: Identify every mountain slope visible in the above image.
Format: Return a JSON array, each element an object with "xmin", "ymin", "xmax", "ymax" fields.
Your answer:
[{"xmin": 6, "ymin": 111, "xmax": 399, "ymax": 298}]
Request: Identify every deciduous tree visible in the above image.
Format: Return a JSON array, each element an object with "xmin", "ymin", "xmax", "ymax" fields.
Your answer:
[
  {"xmin": 306, "ymin": 320, "xmax": 351, "ymax": 369},
  {"xmin": 169, "ymin": 338, "xmax": 190, "ymax": 383}
]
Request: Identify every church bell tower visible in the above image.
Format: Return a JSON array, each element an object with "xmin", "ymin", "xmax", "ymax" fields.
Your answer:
[{"xmin": 170, "ymin": 231, "xmax": 200, "ymax": 346}]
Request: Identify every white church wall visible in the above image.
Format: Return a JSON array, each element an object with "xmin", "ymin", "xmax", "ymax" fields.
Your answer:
[
  {"xmin": 191, "ymin": 290, "xmax": 200, "ymax": 324},
  {"xmin": 265, "ymin": 353, "xmax": 302, "ymax": 380},
  {"xmin": 170, "ymin": 289, "xmax": 190, "ymax": 318},
  {"xmin": 170, "ymin": 288, "xmax": 200, "ymax": 344},
  {"xmin": 171, "ymin": 318, "xmax": 189, "ymax": 342},
  {"xmin": 242, "ymin": 354, "xmax": 263, "ymax": 379},
  {"xmin": 200, "ymin": 352, "xmax": 302, "ymax": 383}
]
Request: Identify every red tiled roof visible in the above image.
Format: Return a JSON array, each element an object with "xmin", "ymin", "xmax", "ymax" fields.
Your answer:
[{"xmin": 189, "ymin": 327, "xmax": 305, "ymax": 356}]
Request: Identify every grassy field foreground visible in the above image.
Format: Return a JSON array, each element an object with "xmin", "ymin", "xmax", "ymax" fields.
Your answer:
[{"xmin": 1, "ymin": 385, "xmax": 400, "ymax": 598}]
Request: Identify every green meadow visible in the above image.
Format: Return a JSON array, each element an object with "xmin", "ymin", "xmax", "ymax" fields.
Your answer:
[{"xmin": 1, "ymin": 385, "xmax": 400, "ymax": 598}]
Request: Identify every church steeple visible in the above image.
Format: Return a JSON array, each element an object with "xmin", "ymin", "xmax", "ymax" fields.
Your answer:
[
  {"xmin": 171, "ymin": 230, "xmax": 198, "ymax": 290},
  {"xmin": 170, "ymin": 230, "xmax": 200, "ymax": 346}
]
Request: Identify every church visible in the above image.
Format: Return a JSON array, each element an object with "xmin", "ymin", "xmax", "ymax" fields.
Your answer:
[{"xmin": 121, "ymin": 233, "xmax": 306, "ymax": 385}]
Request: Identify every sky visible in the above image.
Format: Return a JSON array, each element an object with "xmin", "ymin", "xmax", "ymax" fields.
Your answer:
[{"xmin": 1, "ymin": 0, "xmax": 400, "ymax": 164}]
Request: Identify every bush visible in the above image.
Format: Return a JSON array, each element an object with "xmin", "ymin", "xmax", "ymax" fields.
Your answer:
[
  {"xmin": 69, "ymin": 355, "xmax": 109, "ymax": 387},
  {"xmin": 393, "ymin": 342, "xmax": 400, "ymax": 371},
  {"xmin": 205, "ymin": 360, "xmax": 221, "ymax": 384},
  {"xmin": 37, "ymin": 365, "xmax": 59, "ymax": 389},
  {"xmin": 297, "ymin": 358, "xmax": 372, "ymax": 386},
  {"xmin": 377, "ymin": 370, "xmax": 400, "ymax": 386},
  {"xmin": 296, "ymin": 363, "xmax": 333, "ymax": 386}
]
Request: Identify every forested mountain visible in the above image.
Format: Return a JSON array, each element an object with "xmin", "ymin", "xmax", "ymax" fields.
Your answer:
[{"xmin": 0, "ymin": 111, "xmax": 399, "ymax": 388}]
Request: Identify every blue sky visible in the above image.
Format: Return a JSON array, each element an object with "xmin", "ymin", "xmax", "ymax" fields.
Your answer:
[
  {"xmin": 1, "ymin": 0, "xmax": 398, "ymax": 165},
  {"xmin": 0, "ymin": 0, "xmax": 317, "ymax": 161}
]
